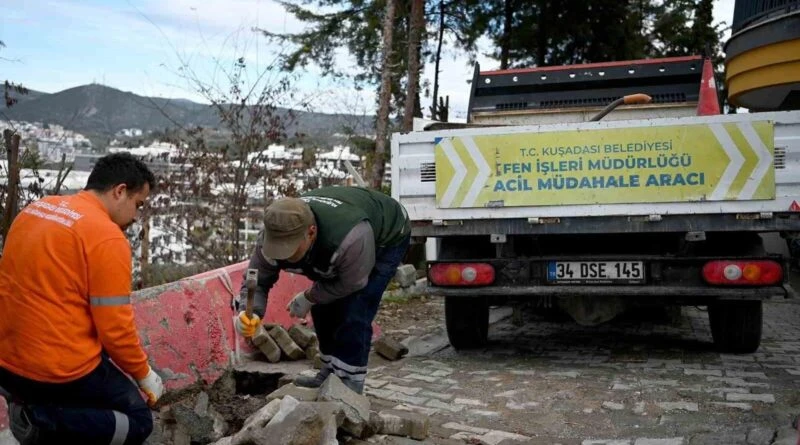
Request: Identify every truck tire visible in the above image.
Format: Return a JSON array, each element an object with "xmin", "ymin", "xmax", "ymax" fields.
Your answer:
[
  {"xmin": 445, "ymin": 296, "xmax": 489, "ymax": 350},
  {"xmin": 708, "ymin": 300, "xmax": 762, "ymax": 353}
]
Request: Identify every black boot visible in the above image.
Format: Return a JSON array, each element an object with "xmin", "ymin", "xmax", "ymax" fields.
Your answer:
[
  {"xmin": 9, "ymin": 402, "xmax": 43, "ymax": 445},
  {"xmin": 293, "ymin": 372, "xmax": 328, "ymax": 388}
]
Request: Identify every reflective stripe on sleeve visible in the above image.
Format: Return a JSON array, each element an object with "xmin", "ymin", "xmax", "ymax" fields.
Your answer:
[{"xmin": 89, "ymin": 296, "xmax": 131, "ymax": 307}]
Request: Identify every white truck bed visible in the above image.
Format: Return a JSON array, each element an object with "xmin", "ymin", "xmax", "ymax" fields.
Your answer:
[{"xmin": 392, "ymin": 111, "xmax": 800, "ymax": 226}]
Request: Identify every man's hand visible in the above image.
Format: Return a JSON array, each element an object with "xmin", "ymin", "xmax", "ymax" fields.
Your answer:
[
  {"xmin": 235, "ymin": 311, "xmax": 261, "ymax": 337},
  {"xmin": 137, "ymin": 367, "xmax": 164, "ymax": 408},
  {"xmin": 287, "ymin": 290, "xmax": 314, "ymax": 318}
]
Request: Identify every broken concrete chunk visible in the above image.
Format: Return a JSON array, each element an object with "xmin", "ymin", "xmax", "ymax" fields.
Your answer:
[
  {"xmin": 317, "ymin": 374, "xmax": 371, "ymax": 438},
  {"xmin": 377, "ymin": 409, "xmax": 429, "ymax": 440},
  {"xmin": 238, "ymin": 398, "xmax": 282, "ymax": 436},
  {"xmin": 288, "ymin": 324, "xmax": 317, "ymax": 349},
  {"xmin": 394, "ymin": 264, "xmax": 417, "ymax": 288},
  {"xmin": 169, "ymin": 391, "xmax": 228, "ymax": 444},
  {"xmin": 252, "ymin": 325, "xmax": 281, "ymax": 362},
  {"xmin": 244, "ymin": 397, "xmax": 326, "ymax": 445},
  {"xmin": 373, "ymin": 336, "xmax": 409, "ymax": 361},
  {"xmin": 313, "ymin": 353, "xmax": 324, "ymax": 370},
  {"xmin": 269, "ymin": 325, "xmax": 306, "ymax": 360},
  {"xmin": 210, "ymin": 437, "xmax": 233, "ymax": 445},
  {"xmin": 266, "ymin": 383, "xmax": 320, "ymax": 403}
]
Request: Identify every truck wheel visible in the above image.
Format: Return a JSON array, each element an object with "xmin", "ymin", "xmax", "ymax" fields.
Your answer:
[
  {"xmin": 445, "ymin": 296, "xmax": 489, "ymax": 350},
  {"xmin": 708, "ymin": 300, "xmax": 762, "ymax": 353}
]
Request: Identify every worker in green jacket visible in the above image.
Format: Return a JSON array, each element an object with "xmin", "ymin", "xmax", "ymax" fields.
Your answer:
[{"xmin": 235, "ymin": 186, "xmax": 411, "ymax": 394}]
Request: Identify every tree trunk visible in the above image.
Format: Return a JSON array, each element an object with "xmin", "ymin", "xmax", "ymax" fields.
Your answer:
[
  {"xmin": 431, "ymin": 0, "xmax": 445, "ymax": 120},
  {"xmin": 139, "ymin": 203, "xmax": 150, "ymax": 289},
  {"xmin": 403, "ymin": 0, "xmax": 425, "ymax": 132},
  {"xmin": 2, "ymin": 129, "xmax": 21, "ymax": 244},
  {"xmin": 372, "ymin": 0, "xmax": 398, "ymax": 189},
  {"xmin": 500, "ymin": 0, "xmax": 513, "ymax": 69}
]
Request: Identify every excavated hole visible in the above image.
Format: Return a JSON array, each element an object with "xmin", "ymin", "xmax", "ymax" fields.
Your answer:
[{"xmin": 231, "ymin": 369, "xmax": 282, "ymax": 396}]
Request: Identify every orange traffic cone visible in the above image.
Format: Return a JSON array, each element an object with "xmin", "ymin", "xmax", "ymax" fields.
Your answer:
[{"xmin": 697, "ymin": 57, "xmax": 721, "ymax": 115}]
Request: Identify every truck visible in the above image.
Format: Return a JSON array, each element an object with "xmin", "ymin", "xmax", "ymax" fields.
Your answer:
[{"xmin": 391, "ymin": 47, "xmax": 800, "ymax": 353}]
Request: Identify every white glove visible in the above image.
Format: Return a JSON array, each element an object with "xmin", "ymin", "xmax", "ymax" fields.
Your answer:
[
  {"xmin": 137, "ymin": 367, "xmax": 164, "ymax": 407},
  {"xmin": 287, "ymin": 290, "xmax": 314, "ymax": 318}
]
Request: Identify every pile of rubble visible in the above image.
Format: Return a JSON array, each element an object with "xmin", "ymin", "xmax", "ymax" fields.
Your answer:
[
  {"xmin": 152, "ymin": 372, "xmax": 428, "ymax": 445},
  {"xmin": 150, "ymin": 317, "xmax": 418, "ymax": 445}
]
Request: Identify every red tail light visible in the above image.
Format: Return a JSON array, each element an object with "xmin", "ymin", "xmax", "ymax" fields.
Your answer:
[
  {"xmin": 429, "ymin": 263, "xmax": 495, "ymax": 286},
  {"xmin": 702, "ymin": 260, "xmax": 783, "ymax": 285}
]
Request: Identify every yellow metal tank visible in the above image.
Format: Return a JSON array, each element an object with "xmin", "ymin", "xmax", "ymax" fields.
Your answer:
[{"xmin": 725, "ymin": 0, "xmax": 800, "ymax": 110}]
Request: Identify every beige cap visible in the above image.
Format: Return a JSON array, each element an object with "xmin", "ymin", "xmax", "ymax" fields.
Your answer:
[{"xmin": 261, "ymin": 198, "xmax": 314, "ymax": 260}]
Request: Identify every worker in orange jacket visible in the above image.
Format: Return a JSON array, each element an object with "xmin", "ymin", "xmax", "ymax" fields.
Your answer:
[{"xmin": 0, "ymin": 153, "xmax": 163, "ymax": 445}]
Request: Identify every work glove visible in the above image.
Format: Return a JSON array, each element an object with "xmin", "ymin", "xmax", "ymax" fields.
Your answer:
[
  {"xmin": 235, "ymin": 311, "xmax": 261, "ymax": 338},
  {"xmin": 137, "ymin": 367, "xmax": 164, "ymax": 408},
  {"xmin": 287, "ymin": 290, "xmax": 314, "ymax": 318}
]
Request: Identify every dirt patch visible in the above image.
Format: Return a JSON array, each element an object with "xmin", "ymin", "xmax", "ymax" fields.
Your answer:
[
  {"xmin": 207, "ymin": 370, "xmax": 272, "ymax": 433},
  {"xmin": 375, "ymin": 294, "xmax": 444, "ymax": 337}
]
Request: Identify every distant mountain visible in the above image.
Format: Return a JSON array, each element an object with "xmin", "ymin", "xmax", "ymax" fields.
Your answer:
[{"xmin": 3, "ymin": 84, "xmax": 374, "ymax": 141}]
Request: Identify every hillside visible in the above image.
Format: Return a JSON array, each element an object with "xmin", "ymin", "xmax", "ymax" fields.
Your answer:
[{"xmin": 3, "ymin": 84, "xmax": 374, "ymax": 141}]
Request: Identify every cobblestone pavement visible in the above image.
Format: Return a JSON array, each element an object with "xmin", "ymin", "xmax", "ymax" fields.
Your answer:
[{"xmin": 359, "ymin": 299, "xmax": 800, "ymax": 445}]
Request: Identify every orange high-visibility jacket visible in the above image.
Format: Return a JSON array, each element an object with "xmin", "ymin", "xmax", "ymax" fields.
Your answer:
[{"xmin": 0, "ymin": 191, "xmax": 149, "ymax": 383}]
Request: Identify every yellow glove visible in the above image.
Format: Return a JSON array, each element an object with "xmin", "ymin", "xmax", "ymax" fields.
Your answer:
[
  {"xmin": 235, "ymin": 311, "xmax": 261, "ymax": 338},
  {"xmin": 137, "ymin": 367, "xmax": 164, "ymax": 408}
]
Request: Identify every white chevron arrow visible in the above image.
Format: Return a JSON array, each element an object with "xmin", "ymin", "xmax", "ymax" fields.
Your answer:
[
  {"xmin": 709, "ymin": 124, "xmax": 745, "ymax": 201},
  {"xmin": 439, "ymin": 138, "xmax": 466, "ymax": 208},
  {"xmin": 460, "ymin": 137, "xmax": 491, "ymax": 207},
  {"xmin": 737, "ymin": 122, "xmax": 771, "ymax": 199}
]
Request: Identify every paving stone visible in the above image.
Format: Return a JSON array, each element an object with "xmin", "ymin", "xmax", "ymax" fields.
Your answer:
[
  {"xmin": 612, "ymin": 383, "xmax": 635, "ymax": 390},
  {"xmin": 287, "ymin": 324, "xmax": 316, "ymax": 349},
  {"xmin": 454, "ymin": 398, "xmax": 487, "ymax": 407},
  {"xmin": 710, "ymin": 402, "xmax": 752, "ymax": 411},
  {"xmin": 582, "ymin": 441, "xmax": 631, "ymax": 445},
  {"xmin": 377, "ymin": 409, "xmax": 430, "ymax": 440},
  {"xmin": 366, "ymin": 378, "xmax": 389, "ymax": 389},
  {"xmin": 405, "ymin": 373, "xmax": 439, "ymax": 383},
  {"xmin": 772, "ymin": 426, "xmax": 800, "ymax": 445},
  {"xmin": 505, "ymin": 401, "xmax": 540, "ymax": 410},
  {"xmin": 546, "ymin": 371, "xmax": 580, "ymax": 378},
  {"xmin": 394, "ymin": 264, "xmax": 417, "ymax": 288},
  {"xmin": 726, "ymin": 371, "xmax": 767, "ymax": 379},
  {"xmin": 655, "ymin": 402, "xmax": 698, "ymax": 412},
  {"xmin": 746, "ymin": 427, "xmax": 776, "ymax": 445},
  {"xmin": 683, "ymin": 369, "xmax": 722, "ymax": 377},
  {"xmin": 479, "ymin": 430, "xmax": 531, "ymax": 445},
  {"xmin": 426, "ymin": 399, "xmax": 464, "ymax": 412},
  {"xmin": 366, "ymin": 388, "xmax": 395, "ymax": 400},
  {"xmin": 420, "ymin": 390, "xmax": 454, "ymax": 401},
  {"xmin": 441, "ymin": 422, "xmax": 491, "ymax": 434},
  {"xmin": 632, "ymin": 439, "xmax": 684, "ymax": 445},
  {"xmin": 602, "ymin": 402, "xmax": 625, "ymax": 410},
  {"xmin": 725, "ymin": 393, "xmax": 775, "ymax": 403},
  {"xmin": 393, "ymin": 403, "xmax": 440, "ymax": 416},
  {"xmin": 374, "ymin": 336, "xmax": 410, "ymax": 361},
  {"xmin": 468, "ymin": 409, "xmax": 501, "ymax": 417},
  {"xmin": 385, "ymin": 384, "xmax": 422, "ymax": 395},
  {"xmin": 495, "ymin": 389, "xmax": 525, "ymax": 398},
  {"xmin": 640, "ymin": 379, "xmax": 679, "ymax": 387},
  {"xmin": 706, "ymin": 377, "xmax": 769, "ymax": 388},
  {"xmin": 265, "ymin": 383, "xmax": 320, "ymax": 402},
  {"xmin": 392, "ymin": 393, "xmax": 429, "ymax": 406}
]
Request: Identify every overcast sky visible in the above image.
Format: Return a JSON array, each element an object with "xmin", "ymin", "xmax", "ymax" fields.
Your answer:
[{"xmin": 1, "ymin": 0, "xmax": 736, "ymax": 121}]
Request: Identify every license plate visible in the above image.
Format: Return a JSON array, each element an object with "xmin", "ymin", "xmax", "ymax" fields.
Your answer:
[{"xmin": 547, "ymin": 261, "xmax": 645, "ymax": 284}]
